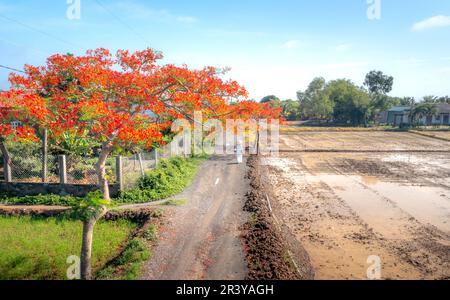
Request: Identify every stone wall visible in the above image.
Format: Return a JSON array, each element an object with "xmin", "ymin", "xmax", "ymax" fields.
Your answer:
[{"xmin": 0, "ymin": 182, "xmax": 119, "ymax": 198}]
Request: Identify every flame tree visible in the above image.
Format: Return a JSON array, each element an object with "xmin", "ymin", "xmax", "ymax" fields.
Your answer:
[{"xmin": 5, "ymin": 48, "xmax": 264, "ymax": 279}]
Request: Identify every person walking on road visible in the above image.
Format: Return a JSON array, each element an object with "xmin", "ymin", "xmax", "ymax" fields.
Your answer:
[{"xmin": 236, "ymin": 140, "xmax": 244, "ymax": 164}]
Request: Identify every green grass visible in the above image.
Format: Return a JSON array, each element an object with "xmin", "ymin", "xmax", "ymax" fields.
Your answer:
[
  {"xmin": 95, "ymin": 238, "xmax": 151, "ymax": 280},
  {"xmin": 118, "ymin": 156, "xmax": 206, "ymax": 204},
  {"xmin": 143, "ymin": 224, "xmax": 159, "ymax": 242},
  {"xmin": 0, "ymin": 215, "xmax": 136, "ymax": 280},
  {"xmin": 0, "ymin": 193, "xmax": 83, "ymax": 206},
  {"xmin": 410, "ymin": 125, "xmax": 450, "ymax": 131},
  {"xmin": 96, "ymin": 223, "xmax": 160, "ymax": 280}
]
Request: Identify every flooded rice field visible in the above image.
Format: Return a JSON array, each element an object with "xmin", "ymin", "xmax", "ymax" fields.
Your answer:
[{"xmin": 264, "ymin": 131, "xmax": 450, "ymax": 279}]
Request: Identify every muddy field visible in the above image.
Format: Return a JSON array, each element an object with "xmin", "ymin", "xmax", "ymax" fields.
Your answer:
[
  {"xmin": 279, "ymin": 131, "xmax": 450, "ymax": 152},
  {"xmin": 264, "ymin": 131, "xmax": 450, "ymax": 279}
]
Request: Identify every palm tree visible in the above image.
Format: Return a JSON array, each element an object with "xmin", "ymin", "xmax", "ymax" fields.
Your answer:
[{"xmin": 410, "ymin": 103, "xmax": 438, "ymax": 126}]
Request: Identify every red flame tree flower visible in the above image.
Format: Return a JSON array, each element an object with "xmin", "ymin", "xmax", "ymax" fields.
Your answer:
[{"xmin": 0, "ymin": 90, "xmax": 47, "ymax": 174}]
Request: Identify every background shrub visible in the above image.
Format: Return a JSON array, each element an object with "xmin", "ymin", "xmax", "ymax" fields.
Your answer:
[{"xmin": 118, "ymin": 156, "xmax": 205, "ymax": 204}]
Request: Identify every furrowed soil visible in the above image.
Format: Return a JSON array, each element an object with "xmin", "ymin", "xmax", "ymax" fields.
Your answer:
[
  {"xmin": 242, "ymin": 156, "xmax": 314, "ymax": 280},
  {"xmin": 279, "ymin": 131, "xmax": 450, "ymax": 152},
  {"xmin": 263, "ymin": 131, "xmax": 450, "ymax": 280}
]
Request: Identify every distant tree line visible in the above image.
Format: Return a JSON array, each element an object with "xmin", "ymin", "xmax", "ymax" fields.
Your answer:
[{"xmin": 261, "ymin": 70, "xmax": 449, "ymax": 126}]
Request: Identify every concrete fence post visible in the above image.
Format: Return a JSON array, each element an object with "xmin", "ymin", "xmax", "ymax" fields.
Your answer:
[
  {"xmin": 116, "ymin": 156, "xmax": 124, "ymax": 192},
  {"xmin": 41, "ymin": 129, "xmax": 48, "ymax": 183},
  {"xmin": 58, "ymin": 155, "xmax": 67, "ymax": 184},
  {"xmin": 137, "ymin": 153, "xmax": 145, "ymax": 176},
  {"xmin": 154, "ymin": 149, "xmax": 158, "ymax": 167},
  {"xmin": 3, "ymin": 157, "xmax": 12, "ymax": 183}
]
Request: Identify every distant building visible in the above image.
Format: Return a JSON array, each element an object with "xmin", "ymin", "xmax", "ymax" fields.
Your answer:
[
  {"xmin": 379, "ymin": 103, "xmax": 450, "ymax": 126},
  {"xmin": 378, "ymin": 106, "xmax": 411, "ymax": 126},
  {"xmin": 433, "ymin": 103, "xmax": 450, "ymax": 125},
  {"xmin": 10, "ymin": 121, "xmax": 22, "ymax": 129}
]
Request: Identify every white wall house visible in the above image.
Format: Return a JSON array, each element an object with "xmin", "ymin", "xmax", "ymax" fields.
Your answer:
[
  {"xmin": 416, "ymin": 103, "xmax": 450, "ymax": 125},
  {"xmin": 379, "ymin": 103, "xmax": 450, "ymax": 126}
]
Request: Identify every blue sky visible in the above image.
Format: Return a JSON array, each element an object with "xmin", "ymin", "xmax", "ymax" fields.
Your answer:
[{"xmin": 0, "ymin": 0, "xmax": 449, "ymax": 100}]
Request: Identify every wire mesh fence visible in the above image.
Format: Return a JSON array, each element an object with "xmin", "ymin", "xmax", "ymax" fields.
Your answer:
[
  {"xmin": 0, "ymin": 146, "xmax": 168, "ymax": 192},
  {"xmin": 1, "ymin": 136, "xmax": 206, "ymax": 195},
  {"xmin": 1, "ymin": 153, "xmax": 122, "ymax": 185},
  {"xmin": 46, "ymin": 154, "xmax": 60, "ymax": 183},
  {"xmin": 0, "ymin": 152, "xmax": 3, "ymax": 182},
  {"xmin": 122, "ymin": 150, "xmax": 158, "ymax": 190},
  {"xmin": 10, "ymin": 152, "xmax": 43, "ymax": 183},
  {"xmin": 65, "ymin": 156, "xmax": 99, "ymax": 185}
]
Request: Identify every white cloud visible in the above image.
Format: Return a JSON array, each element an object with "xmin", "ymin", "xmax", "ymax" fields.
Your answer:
[
  {"xmin": 412, "ymin": 15, "xmax": 450, "ymax": 32},
  {"xmin": 281, "ymin": 40, "xmax": 300, "ymax": 49},
  {"xmin": 223, "ymin": 60, "xmax": 371, "ymax": 100},
  {"xmin": 335, "ymin": 43, "xmax": 352, "ymax": 52}
]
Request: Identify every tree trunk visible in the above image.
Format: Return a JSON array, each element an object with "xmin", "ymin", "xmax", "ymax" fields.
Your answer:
[
  {"xmin": 80, "ymin": 207, "xmax": 107, "ymax": 280},
  {"xmin": 80, "ymin": 140, "xmax": 114, "ymax": 280},
  {"xmin": 137, "ymin": 153, "xmax": 145, "ymax": 176},
  {"xmin": 0, "ymin": 139, "xmax": 12, "ymax": 181},
  {"xmin": 95, "ymin": 142, "xmax": 114, "ymax": 200},
  {"xmin": 80, "ymin": 218, "xmax": 95, "ymax": 280},
  {"xmin": 0, "ymin": 139, "xmax": 11, "ymax": 166},
  {"xmin": 41, "ymin": 129, "xmax": 48, "ymax": 183}
]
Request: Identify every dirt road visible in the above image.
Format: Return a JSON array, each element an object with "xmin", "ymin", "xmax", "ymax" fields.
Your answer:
[
  {"xmin": 140, "ymin": 155, "xmax": 249, "ymax": 280},
  {"xmin": 263, "ymin": 131, "xmax": 450, "ymax": 279}
]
